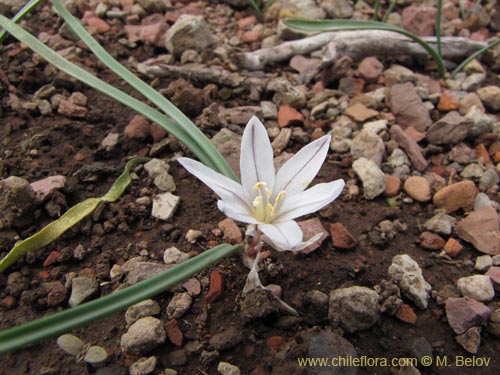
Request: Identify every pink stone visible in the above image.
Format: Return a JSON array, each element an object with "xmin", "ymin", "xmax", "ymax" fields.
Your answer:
[
  {"xmin": 206, "ymin": 270, "xmax": 223, "ymax": 303},
  {"xmin": 486, "ymin": 266, "xmax": 500, "ymax": 290},
  {"xmin": 166, "ymin": 319, "xmax": 183, "ymax": 346},
  {"xmin": 298, "ymin": 217, "xmax": 329, "ymax": 254},
  {"xmin": 124, "ymin": 115, "xmax": 151, "ymax": 139},
  {"xmin": 218, "ymin": 218, "xmax": 242, "ymax": 243},
  {"xmin": 455, "ymin": 206, "xmax": 500, "ymax": 255},
  {"xmin": 30, "ymin": 175, "xmax": 66, "ymax": 202},
  {"xmin": 58, "ymin": 99, "xmax": 87, "ymax": 118},
  {"xmin": 277, "ymin": 105, "xmax": 304, "ymax": 127},
  {"xmin": 329, "ymin": 222, "xmax": 358, "ymax": 250},
  {"xmin": 433, "ymin": 180, "xmax": 477, "ymax": 213},
  {"xmin": 445, "ymin": 297, "xmax": 491, "ymax": 334},
  {"xmin": 86, "ymin": 17, "xmax": 111, "ymax": 33},
  {"xmin": 358, "ymin": 57, "xmax": 384, "ymax": 82}
]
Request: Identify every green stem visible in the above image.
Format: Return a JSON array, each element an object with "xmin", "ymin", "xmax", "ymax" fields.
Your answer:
[
  {"xmin": 436, "ymin": 0, "xmax": 443, "ymax": 58},
  {"xmin": 452, "ymin": 38, "xmax": 500, "ymax": 77},
  {"xmin": 373, "ymin": 0, "xmax": 381, "ymax": 21},
  {"xmin": 0, "ymin": 243, "xmax": 243, "ymax": 353},
  {"xmin": 381, "ymin": 0, "xmax": 398, "ymax": 23}
]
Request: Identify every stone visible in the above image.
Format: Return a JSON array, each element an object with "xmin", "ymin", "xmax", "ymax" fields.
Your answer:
[
  {"xmin": 272, "ymin": 128, "xmax": 292, "ymax": 155},
  {"xmin": 224, "ymin": 106, "xmax": 262, "ymax": 125},
  {"xmin": 443, "ymin": 238, "xmax": 463, "ymax": 257},
  {"xmin": 297, "ymin": 218, "xmax": 330, "ymax": 254},
  {"xmin": 0, "ymin": 176, "xmax": 36, "ymax": 229},
  {"xmin": 352, "ymin": 158, "xmax": 386, "ymax": 200},
  {"xmin": 344, "ymin": 102, "xmax": 378, "ymax": 122},
  {"xmin": 277, "ymin": 104, "xmax": 303, "ymax": 127},
  {"xmin": 433, "ymin": 180, "xmax": 477, "ymax": 213},
  {"xmin": 144, "ymin": 159, "xmax": 175, "ymax": 192},
  {"xmin": 218, "ymin": 218, "xmax": 242, "ymax": 243},
  {"xmin": 477, "ymin": 85, "xmax": 500, "ymax": 111},
  {"xmin": 384, "ymin": 175, "xmax": 401, "ymax": 197},
  {"xmin": 163, "ymin": 349, "xmax": 187, "ymax": 367},
  {"xmin": 86, "ymin": 17, "xmax": 110, "ymax": 33},
  {"xmin": 486, "ymin": 267, "xmax": 500, "ymax": 290},
  {"xmin": 329, "ymin": 222, "xmax": 358, "ymax": 249},
  {"xmin": 57, "ymin": 334, "xmax": 85, "ymax": 356},
  {"xmin": 57, "ymin": 99, "xmax": 87, "ymax": 118},
  {"xmin": 357, "ymin": 57, "xmax": 383, "ymax": 82},
  {"xmin": 456, "ymin": 206, "xmax": 500, "ymax": 255},
  {"xmin": 165, "ymin": 15, "xmax": 215, "ymax": 58},
  {"xmin": 129, "ymin": 356, "xmax": 157, "ymax": 375},
  {"xmin": 120, "ymin": 317, "xmax": 166, "ymax": 355},
  {"xmin": 290, "ymin": 55, "xmax": 321, "ymax": 75},
  {"xmin": 137, "ymin": 0, "xmax": 166, "ymax": 13},
  {"xmin": 278, "ymin": 0, "xmax": 326, "ymax": 20},
  {"xmin": 69, "ymin": 277, "xmax": 98, "ymax": 307},
  {"xmin": 445, "ymin": 297, "xmax": 491, "ymax": 334},
  {"xmin": 459, "ymin": 93, "xmax": 485, "ymax": 115},
  {"xmin": 83, "ymin": 346, "xmax": 108, "ymax": 364},
  {"xmin": 457, "ymin": 275, "xmax": 494, "ymax": 302},
  {"xmin": 390, "ymin": 125, "xmax": 428, "ymax": 172},
  {"xmin": 474, "ymin": 255, "xmax": 493, "ymax": 272},
  {"xmin": 329, "ymin": 286, "xmax": 380, "ymax": 333},
  {"xmin": 456, "ymin": 327, "xmax": 482, "ymax": 354},
  {"xmin": 163, "ymin": 247, "xmax": 190, "ymax": 265},
  {"xmin": 437, "ymin": 90, "xmax": 459, "ymax": 111},
  {"xmin": 321, "ymin": 0, "xmax": 354, "ymax": 19},
  {"xmin": 209, "ymin": 327, "xmax": 243, "ymax": 351},
  {"xmin": 165, "ymin": 319, "xmax": 183, "ymax": 347},
  {"xmin": 388, "ymin": 254, "xmax": 431, "ymax": 309},
  {"xmin": 387, "ymin": 83, "xmax": 432, "ymax": 132},
  {"xmin": 401, "ymin": 5, "xmax": 437, "ymax": 36},
  {"xmin": 419, "ymin": 232, "xmax": 445, "ymax": 250},
  {"xmin": 423, "ymin": 214, "xmax": 456, "ymax": 235},
  {"xmin": 151, "ymin": 193, "xmax": 180, "ymax": 220},
  {"xmin": 122, "ymin": 257, "xmax": 170, "ymax": 285},
  {"xmin": 426, "ymin": 111, "xmax": 472, "ymax": 145},
  {"xmin": 303, "ymin": 329, "xmax": 358, "ymax": 375},
  {"xmin": 403, "ymin": 176, "xmax": 431, "ymax": 202},
  {"xmin": 30, "ymin": 175, "xmax": 66, "ymax": 202},
  {"xmin": 217, "ymin": 362, "xmax": 240, "ymax": 375},
  {"xmin": 350, "ymin": 130, "xmax": 385, "ymax": 166},
  {"xmin": 47, "ymin": 282, "xmax": 67, "ymax": 307},
  {"xmin": 125, "ymin": 299, "xmax": 161, "ymax": 326},
  {"xmin": 125, "ymin": 115, "xmax": 150, "ymax": 140},
  {"xmin": 166, "ymin": 293, "xmax": 192, "ymax": 319},
  {"xmin": 396, "ymin": 304, "xmax": 417, "ymax": 324},
  {"xmin": 206, "ymin": 269, "xmax": 224, "ymax": 303}
]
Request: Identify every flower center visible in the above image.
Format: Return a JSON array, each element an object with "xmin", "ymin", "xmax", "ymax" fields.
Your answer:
[{"xmin": 252, "ymin": 182, "xmax": 286, "ymax": 223}]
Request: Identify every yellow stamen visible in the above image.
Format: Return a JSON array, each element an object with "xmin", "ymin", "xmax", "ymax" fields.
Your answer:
[{"xmin": 252, "ymin": 181, "xmax": 286, "ymax": 223}]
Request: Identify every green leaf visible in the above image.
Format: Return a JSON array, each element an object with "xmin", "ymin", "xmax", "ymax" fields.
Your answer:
[
  {"xmin": 0, "ymin": 243, "xmax": 243, "ymax": 353},
  {"xmin": 0, "ymin": 157, "xmax": 149, "ymax": 273},
  {"xmin": 283, "ymin": 19, "xmax": 446, "ymax": 78},
  {"xmin": 0, "ymin": 0, "xmax": 43, "ymax": 44},
  {"xmin": 51, "ymin": 0, "xmax": 237, "ymax": 182}
]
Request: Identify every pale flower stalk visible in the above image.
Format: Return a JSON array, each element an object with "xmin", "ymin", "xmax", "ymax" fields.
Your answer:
[{"xmin": 178, "ymin": 116, "xmax": 345, "ymax": 253}]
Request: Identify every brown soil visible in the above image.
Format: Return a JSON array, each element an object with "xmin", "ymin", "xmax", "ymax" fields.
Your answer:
[{"xmin": 1, "ymin": 1, "xmax": 500, "ymax": 375}]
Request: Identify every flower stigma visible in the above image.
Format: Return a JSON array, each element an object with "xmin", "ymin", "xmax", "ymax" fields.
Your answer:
[{"xmin": 252, "ymin": 182, "xmax": 286, "ymax": 223}]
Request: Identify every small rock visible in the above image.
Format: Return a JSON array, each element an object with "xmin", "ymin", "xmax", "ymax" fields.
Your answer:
[
  {"xmin": 30, "ymin": 175, "xmax": 66, "ymax": 202},
  {"xmin": 86, "ymin": 17, "xmax": 110, "ymax": 33},
  {"xmin": 477, "ymin": 85, "xmax": 500, "ymax": 111},
  {"xmin": 271, "ymin": 128, "xmax": 292, "ymax": 155},
  {"xmin": 69, "ymin": 277, "xmax": 98, "ymax": 307},
  {"xmin": 125, "ymin": 115, "xmax": 151, "ymax": 140},
  {"xmin": 423, "ymin": 214, "xmax": 456, "ymax": 235},
  {"xmin": 350, "ymin": 130, "xmax": 385, "ymax": 166},
  {"xmin": 479, "ymin": 169, "xmax": 499, "ymax": 192},
  {"xmin": 297, "ymin": 217, "xmax": 329, "ymax": 254},
  {"xmin": 455, "ymin": 206, "xmax": 500, "ymax": 255},
  {"xmin": 122, "ymin": 258, "xmax": 170, "ymax": 285},
  {"xmin": 387, "ymin": 82, "xmax": 432, "ymax": 132},
  {"xmin": 457, "ymin": 275, "xmax": 495, "ymax": 302},
  {"xmin": 166, "ymin": 319, "xmax": 183, "ymax": 347},
  {"xmin": 396, "ymin": 304, "xmax": 417, "ymax": 324},
  {"xmin": 57, "ymin": 334, "xmax": 84, "ymax": 356},
  {"xmin": 437, "ymin": 90, "xmax": 459, "ymax": 111},
  {"xmin": 352, "ymin": 158, "xmax": 386, "ymax": 199},
  {"xmin": 475, "ymin": 255, "xmax": 493, "ymax": 272},
  {"xmin": 443, "ymin": 238, "xmax": 463, "ymax": 257},
  {"xmin": 163, "ymin": 247, "xmax": 190, "ymax": 265},
  {"xmin": 390, "ymin": 125, "xmax": 428, "ymax": 171},
  {"xmin": 357, "ymin": 56, "xmax": 384, "ymax": 82},
  {"xmin": 401, "ymin": 5, "xmax": 437, "ymax": 36},
  {"xmin": 419, "ymin": 231, "xmax": 445, "ymax": 250},
  {"xmin": 277, "ymin": 104, "xmax": 304, "ymax": 127},
  {"xmin": 57, "ymin": 99, "xmax": 87, "ymax": 118},
  {"xmin": 129, "ymin": 356, "xmax": 157, "ymax": 375},
  {"xmin": 120, "ymin": 317, "xmax": 166, "ymax": 355},
  {"xmin": 0, "ymin": 176, "xmax": 36, "ymax": 229},
  {"xmin": 166, "ymin": 292, "xmax": 192, "ymax": 319},
  {"xmin": 182, "ymin": 278, "xmax": 201, "ymax": 296},
  {"xmin": 152, "ymin": 193, "xmax": 180, "ymax": 220},
  {"xmin": 206, "ymin": 270, "xmax": 223, "ymax": 303},
  {"xmin": 218, "ymin": 218, "xmax": 242, "ymax": 243},
  {"xmin": 144, "ymin": 159, "xmax": 176, "ymax": 192},
  {"xmin": 209, "ymin": 327, "xmax": 243, "ymax": 351},
  {"xmin": 163, "ymin": 349, "xmax": 187, "ymax": 367},
  {"xmin": 329, "ymin": 286, "xmax": 380, "ymax": 333},
  {"xmin": 445, "ymin": 297, "xmax": 491, "ymax": 334},
  {"xmin": 165, "ymin": 15, "xmax": 215, "ymax": 58},
  {"xmin": 388, "ymin": 254, "xmax": 431, "ymax": 309},
  {"xmin": 83, "ymin": 346, "xmax": 108, "ymax": 364},
  {"xmin": 426, "ymin": 111, "xmax": 472, "ymax": 145},
  {"xmin": 384, "ymin": 175, "xmax": 401, "ymax": 197},
  {"xmin": 433, "ymin": 180, "xmax": 477, "ymax": 213},
  {"xmin": 217, "ymin": 362, "xmax": 240, "ymax": 375},
  {"xmin": 329, "ymin": 222, "xmax": 358, "ymax": 249},
  {"xmin": 47, "ymin": 282, "xmax": 67, "ymax": 307},
  {"xmin": 125, "ymin": 299, "xmax": 161, "ymax": 326},
  {"xmin": 486, "ymin": 266, "xmax": 500, "ymax": 290},
  {"xmin": 456, "ymin": 327, "xmax": 482, "ymax": 354},
  {"xmin": 344, "ymin": 102, "xmax": 378, "ymax": 122},
  {"xmin": 185, "ymin": 229, "xmax": 203, "ymax": 243},
  {"xmin": 404, "ymin": 176, "xmax": 431, "ymax": 202}
]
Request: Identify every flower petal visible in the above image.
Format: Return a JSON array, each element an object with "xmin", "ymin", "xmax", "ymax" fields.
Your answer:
[
  {"xmin": 273, "ymin": 134, "xmax": 331, "ymax": 197},
  {"xmin": 218, "ymin": 201, "xmax": 259, "ymax": 224},
  {"xmin": 258, "ymin": 221, "xmax": 303, "ymax": 251},
  {"xmin": 275, "ymin": 179, "xmax": 345, "ymax": 222},
  {"xmin": 240, "ymin": 116, "xmax": 275, "ymax": 198},
  {"xmin": 178, "ymin": 157, "xmax": 252, "ymax": 214}
]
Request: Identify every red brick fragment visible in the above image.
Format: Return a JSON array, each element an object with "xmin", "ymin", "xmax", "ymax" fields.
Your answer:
[{"xmin": 206, "ymin": 269, "xmax": 223, "ymax": 303}]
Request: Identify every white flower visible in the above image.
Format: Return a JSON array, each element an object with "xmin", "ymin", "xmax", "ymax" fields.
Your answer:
[{"xmin": 178, "ymin": 116, "xmax": 345, "ymax": 251}]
